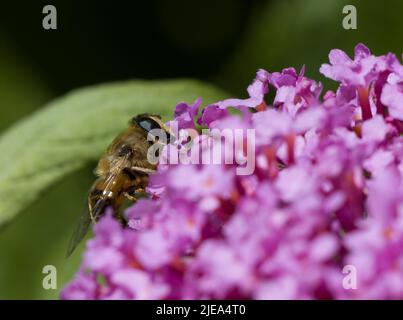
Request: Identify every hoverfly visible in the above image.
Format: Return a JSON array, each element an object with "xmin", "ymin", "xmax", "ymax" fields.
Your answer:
[{"xmin": 66, "ymin": 114, "xmax": 174, "ymax": 256}]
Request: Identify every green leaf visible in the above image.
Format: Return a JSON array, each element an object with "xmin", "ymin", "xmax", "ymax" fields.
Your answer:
[{"xmin": 0, "ymin": 79, "xmax": 228, "ymax": 227}]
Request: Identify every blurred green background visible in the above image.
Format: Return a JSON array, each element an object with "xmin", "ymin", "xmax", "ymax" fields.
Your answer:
[{"xmin": 0, "ymin": 0, "xmax": 401, "ymax": 299}]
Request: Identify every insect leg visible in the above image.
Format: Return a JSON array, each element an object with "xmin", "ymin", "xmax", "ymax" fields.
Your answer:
[
  {"xmin": 123, "ymin": 192, "xmax": 137, "ymax": 202},
  {"xmin": 130, "ymin": 166, "xmax": 156, "ymax": 174},
  {"xmin": 123, "ymin": 186, "xmax": 146, "ymax": 202}
]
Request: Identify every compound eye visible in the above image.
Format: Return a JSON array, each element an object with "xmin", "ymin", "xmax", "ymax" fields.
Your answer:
[
  {"xmin": 134, "ymin": 117, "xmax": 162, "ymax": 133},
  {"xmin": 133, "ymin": 115, "xmax": 174, "ymax": 144}
]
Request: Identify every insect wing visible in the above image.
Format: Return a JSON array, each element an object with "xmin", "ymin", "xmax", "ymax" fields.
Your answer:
[{"xmin": 66, "ymin": 203, "xmax": 92, "ymax": 257}]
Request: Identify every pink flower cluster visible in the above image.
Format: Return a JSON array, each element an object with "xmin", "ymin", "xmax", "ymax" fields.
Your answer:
[{"xmin": 62, "ymin": 44, "xmax": 403, "ymax": 300}]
